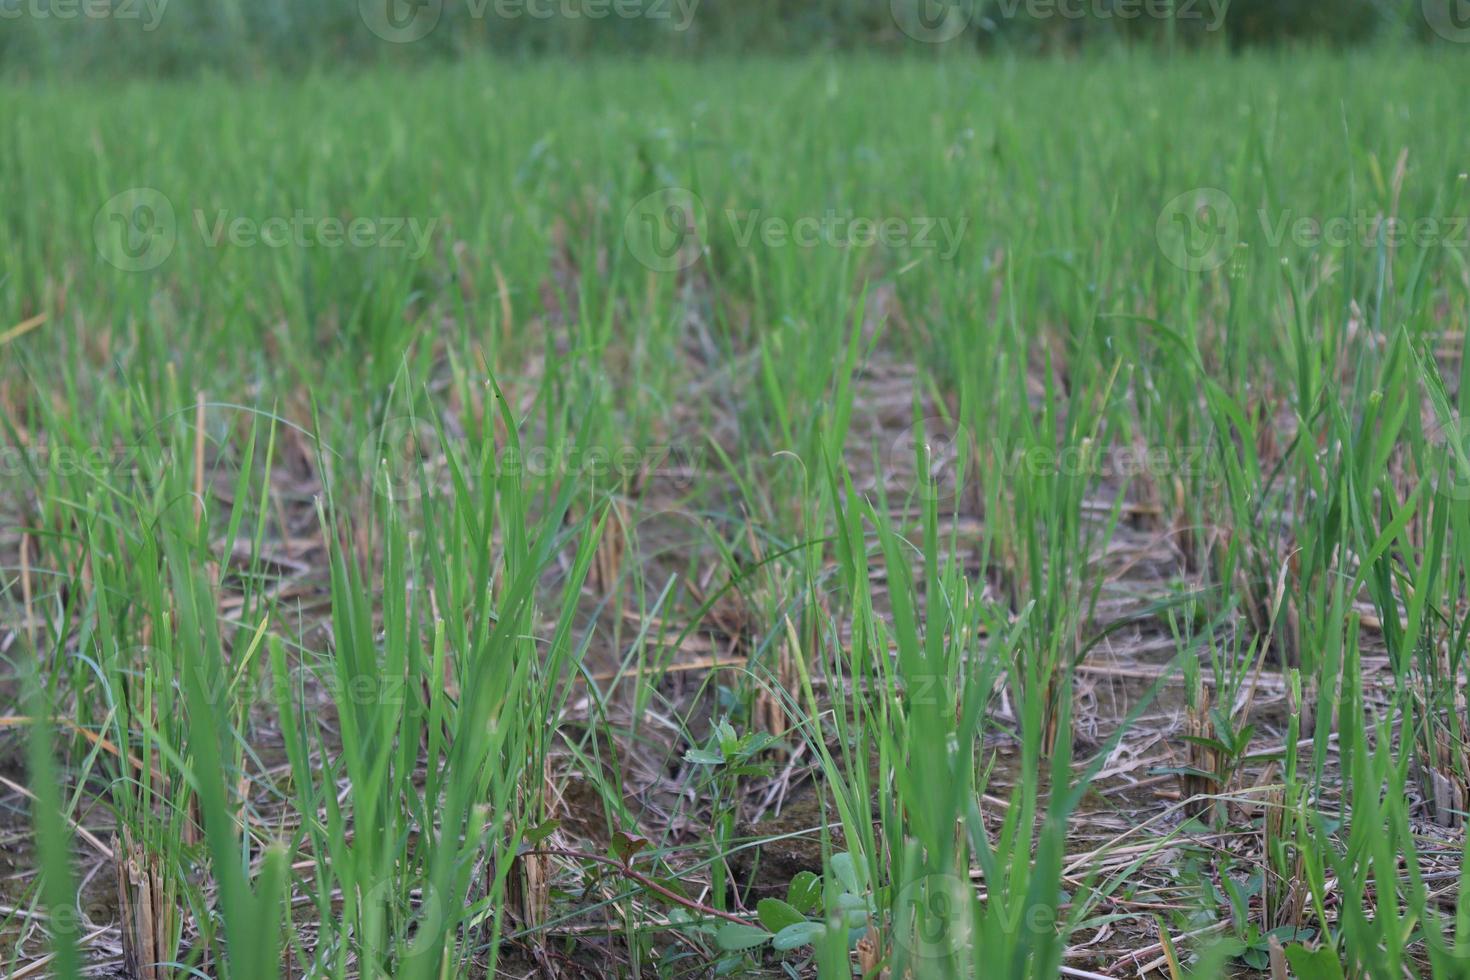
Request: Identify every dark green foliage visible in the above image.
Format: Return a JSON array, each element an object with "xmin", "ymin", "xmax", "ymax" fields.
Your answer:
[{"xmin": 0, "ymin": 0, "xmax": 1447, "ymax": 78}]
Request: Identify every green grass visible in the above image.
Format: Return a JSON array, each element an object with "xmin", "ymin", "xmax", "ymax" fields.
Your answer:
[{"xmin": 3, "ymin": 49, "xmax": 1470, "ymax": 978}]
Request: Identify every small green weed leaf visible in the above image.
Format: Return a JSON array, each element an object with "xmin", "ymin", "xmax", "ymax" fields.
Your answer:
[
  {"xmin": 772, "ymin": 920, "xmax": 826, "ymax": 951},
  {"xmin": 524, "ymin": 819, "xmax": 560, "ymax": 846},
  {"xmin": 830, "ymin": 852, "xmax": 860, "ymax": 894},
  {"xmin": 611, "ymin": 830, "xmax": 649, "ymax": 864},
  {"xmin": 757, "ymin": 898, "xmax": 806, "ymax": 933},
  {"xmin": 715, "ymin": 922, "xmax": 772, "ymax": 951},
  {"xmin": 1284, "ymin": 944, "xmax": 1344, "ymax": 980},
  {"xmin": 787, "ymin": 871, "xmax": 822, "ymax": 913}
]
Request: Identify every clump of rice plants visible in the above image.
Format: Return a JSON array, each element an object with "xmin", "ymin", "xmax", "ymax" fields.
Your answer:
[{"xmin": 4, "ymin": 49, "xmax": 1470, "ymax": 979}]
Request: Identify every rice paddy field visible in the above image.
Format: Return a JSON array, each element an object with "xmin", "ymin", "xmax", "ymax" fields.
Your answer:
[{"xmin": 4, "ymin": 45, "xmax": 1470, "ymax": 979}]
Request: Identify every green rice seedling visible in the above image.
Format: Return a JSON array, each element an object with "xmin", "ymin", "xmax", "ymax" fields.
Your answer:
[
  {"xmin": 265, "ymin": 390, "xmax": 606, "ymax": 977},
  {"xmin": 22, "ymin": 675, "xmax": 82, "ymax": 980},
  {"xmin": 3, "ymin": 376, "xmax": 289, "ymax": 974},
  {"xmin": 1295, "ymin": 626, "xmax": 1428, "ymax": 975},
  {"xmin": 174, "ymin": 555, "xmax": 289, "ymax": 980},
  {"xmin": 1347, "ymin": 345, "xmax": 1470, "ymax": 828}
]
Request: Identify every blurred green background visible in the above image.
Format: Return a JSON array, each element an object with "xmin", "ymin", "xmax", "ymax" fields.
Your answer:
[{"xmin": 0, "ymin": 0, "xmax": 1458, "ymax": 78}]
